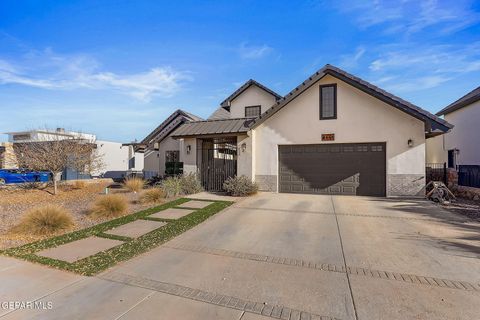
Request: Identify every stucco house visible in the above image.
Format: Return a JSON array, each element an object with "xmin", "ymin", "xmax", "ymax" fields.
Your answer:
[
  {"xmin": 426, "ymin": 86, "xmax": 480, "ymax": 168},
  {"xmin": 140, "ymin": 110, "xmax": 203, "ymax": 178},
  {"xmin": 163, "ymin": 64, "xmax": 452, "ymax": 197}
]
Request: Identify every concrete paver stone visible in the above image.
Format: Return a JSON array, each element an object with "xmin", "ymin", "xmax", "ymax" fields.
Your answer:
[
  {"xmin": 105, "ymin": 220, "xmax": 166, "ymax": 238},
  {"xmin": 37, "ymin": 236, "xmax": 124, "ymax": 263}
]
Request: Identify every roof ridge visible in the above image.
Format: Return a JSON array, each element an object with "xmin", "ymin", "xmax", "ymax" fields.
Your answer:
[
  {"xmin": 186, "ymin": 117, "xmax": 255, "ymax": 123},
  {"xmin": 220, "ymin": 79, "xmax": 282, "ymax": 107},
  {"xmin": 436, "ymin": 85, "xmax": 480, "ymax": 116}
]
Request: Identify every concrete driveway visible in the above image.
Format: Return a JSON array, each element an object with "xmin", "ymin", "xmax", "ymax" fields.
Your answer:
[{"xmin": 1, "ymin": 193, "xmax": 480, "ymax": 319}]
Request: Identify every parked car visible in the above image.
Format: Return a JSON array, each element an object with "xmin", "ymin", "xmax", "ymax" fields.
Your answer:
[{"xmin": 0, "ymin": 169, "xmax": 50, "ymax": 185}]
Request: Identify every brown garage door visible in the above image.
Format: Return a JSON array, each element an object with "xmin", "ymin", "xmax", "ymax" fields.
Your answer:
[{"xmin": 279, "ymin": 143, "xmax": 386, "ymax": 196}]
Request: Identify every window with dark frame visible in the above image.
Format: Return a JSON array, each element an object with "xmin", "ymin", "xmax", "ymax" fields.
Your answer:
[
  {"xmin": 165, "ymin": 150, "xmax": 180, "ymax": 163},
  {"xmin": 320, "ymin": 84, "xmax": 337, "ymax": 120},
  {"xmin": 245, "ymin": 105, "xmax": 261, "ymax": 117}
]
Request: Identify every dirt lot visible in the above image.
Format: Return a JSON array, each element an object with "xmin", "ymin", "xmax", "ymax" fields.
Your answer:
[{"xmin": 0, "ymin": 181, "xmax": 156, "ymax": 249}]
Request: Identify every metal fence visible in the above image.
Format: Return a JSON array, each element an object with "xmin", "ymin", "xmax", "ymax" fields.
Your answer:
[
  {"xmin": 426, "ymin": 163, "xmax": 447, "ymax": 184},
  {"xmin": 458, "ymin": 165, "xmax": 480, "ymax": 188}
]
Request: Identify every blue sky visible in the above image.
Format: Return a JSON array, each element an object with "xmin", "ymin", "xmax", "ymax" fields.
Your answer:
[{"xmin": 1, "ymin": 0, "xmax": 479, "ymax": 142}]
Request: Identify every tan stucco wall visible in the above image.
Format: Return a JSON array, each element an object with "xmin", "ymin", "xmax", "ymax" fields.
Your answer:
[
  {"xmin": 144, "ymin": 136, "xmax": 182, "ymax": 177},
  {"xmin": 180, "ymin": 138, "xmax": 198, "ymax": 174},
  {"xmin": 229, "ymin": 85, "xmax": 278, "ymax": 118},
  {"xmin": 443, "ymin": 100, "xmax": 480, "ymax": 165},
  {"xmin": 252, "ymin": 74, "xmax": 426, "ymax": 196},
  {"xmin": 426, "ymin": 135, "xmax": 447, "ymax": 164},
  {"xmin": 237, "ymin": 134, "xmax": 252, "ymax": 178}
]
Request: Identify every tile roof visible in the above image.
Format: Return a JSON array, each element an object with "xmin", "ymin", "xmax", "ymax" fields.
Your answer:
[
  {"xmin": 171, "ymin": 118, "xmax": 253, "ymax": 138},
  {"xmin": 220, "ymin": 79, "xmax": 282, "ymax": 108},
  {"xmin": 436, "ymin": 86, "xmax": 480, "ymax": 116},
  {"xmin": 251, "ymin": 64, "xmax": 453, "ymax": 132}
]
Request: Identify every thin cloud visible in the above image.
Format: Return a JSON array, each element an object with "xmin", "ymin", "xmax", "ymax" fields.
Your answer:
[
  {"xmin": 338, "ymin": 47, "xmax": 366, "ymax": 69},
  {"xmin": 238, "ymin": 43, "xmax": 273, "ymax": 60},
  {"xmin": 367, "ymin": 42, "xmax": 480, "ymax": 92},
  {"xmin": 334, "ymin": 0, "xmax": 480, "ymax": 35},
  {"xmin": 0, "ymin": 49, "xmax": 192, "ymax": 102}
]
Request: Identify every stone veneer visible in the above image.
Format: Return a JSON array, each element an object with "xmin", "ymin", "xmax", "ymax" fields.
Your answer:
[
  {"xmin": 387, "ymin": 174, "xmax": 425, "ymax": 197},
  {"xmin": 255, "ymin": 175, "xmax": 277, "ymax": 192}
]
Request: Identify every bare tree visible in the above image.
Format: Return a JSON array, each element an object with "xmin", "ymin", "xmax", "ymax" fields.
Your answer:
[{"xmin": 14, "ymin": 132, "xmax": 104, "ymax": 195}]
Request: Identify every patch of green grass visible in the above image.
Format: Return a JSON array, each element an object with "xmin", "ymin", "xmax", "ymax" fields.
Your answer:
[
  {"xmin": 2, "ymin": 198, "xmax": 232, "ymax": 276},
  {"xmin": 141, "ymin": 216, "xmax": 171, "ymax": 222},
  {"xmin": 96, "ymin": 232, "xmax": 133, "ymax": 242}
]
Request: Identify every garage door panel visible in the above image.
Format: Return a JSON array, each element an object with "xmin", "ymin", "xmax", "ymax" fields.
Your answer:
[{"xmin": 278, "ymin": 143, "xmax": 386, "ymax": 196}]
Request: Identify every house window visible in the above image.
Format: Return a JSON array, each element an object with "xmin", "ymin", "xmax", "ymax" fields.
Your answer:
[
  {"xmin": 165, "ymin": 150, "xmax": 180, "ymax": 163},
  {"xmin": 320, "ymin": 84, "xmax": 337, "ymax": 120},
  {"xmin": 448, "ymin": 149, "xmax": 456, "ymax": 168},
  {"xmin": 245, "ymin": 105, "xmax": 261, "ymax": 118},
  {"xmin": 128, "ymin": 157, "xmax": 135, "ymax": 169}
]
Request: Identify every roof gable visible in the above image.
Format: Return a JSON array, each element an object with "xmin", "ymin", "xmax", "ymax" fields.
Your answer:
[
  {"xmin": 436, "ymin": 86, "xmax": 480, "ymax": 116},
  {"xmin": 251, "ymin": 64, "xmax": 452, "ymax": 132},
  {"xmin": 141, "ymin": 109, "xmax": 203, "ymax": 145},
  {"xmin": 220, "ymin": 79, "xmax": 282, "ymax": 108}
]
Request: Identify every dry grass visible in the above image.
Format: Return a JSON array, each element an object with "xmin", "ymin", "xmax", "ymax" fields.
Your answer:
[
  {"xmin": 72, "ymin": 180, "xmax": 87, "ymax": 189},
  {"xmin": 11, "ymin": 205, "xmax": 74, "ymax": 236},
  {"xmin": 139, "ymin": 188, "xmax": 165, "ymax": 204},
  {"xmin": 124, "ymin": 177, "xmax": 144, "ymax": 193},
  {"xmin": 89, "ymin": 194, "xmax": 128, "ymax": 219}
]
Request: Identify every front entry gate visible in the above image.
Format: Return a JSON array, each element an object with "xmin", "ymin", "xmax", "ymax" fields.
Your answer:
[{"xmin": 200, "ymin": 138, "xmax": 237, "ymax": 191}]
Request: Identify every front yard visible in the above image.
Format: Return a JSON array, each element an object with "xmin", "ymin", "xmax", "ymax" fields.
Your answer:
[
  {"xmin": 1, "ymin": 197, "xmax": 232, "ymax": 275},
  {"xmin": 0, "ymin": 180, "xmax": 154, "ymax": 249}
]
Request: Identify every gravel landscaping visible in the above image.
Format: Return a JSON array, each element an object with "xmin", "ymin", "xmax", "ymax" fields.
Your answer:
[
  {"xmin": 0, "ymin": 181, "xmax": 161, "ymax": 249},
  {"xmin": 440, "ymin": 197, "xmax": 480, "ymax": 220}
]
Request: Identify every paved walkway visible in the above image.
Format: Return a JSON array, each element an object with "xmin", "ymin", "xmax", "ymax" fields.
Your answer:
[{"xmin": 1, "ymin": 193, "xmax": 480, "ymax": 319}]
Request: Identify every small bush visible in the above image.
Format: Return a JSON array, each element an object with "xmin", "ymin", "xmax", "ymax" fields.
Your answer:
[
  {"xmin": 124, "ymin": 177, "xmax": 144, "ymax": 192},
  {"xmin": 162, "ymin": 176, "xmax": 182, "ymax": 198},
  {"xmin": 73, "ymin": 180, "xmax": 87, "ymax": 189},
  {"xmin": 90, "ymin": 194, "xmax": 128, "ymax": 219},
  {"xmin": 12, "ymin": 205, "xmax": 74, "ymax": 236},
  {"xmin": 223, "ymin": 175, "xmax": 258, "ymax": 196},
  {"xmin": 140, "ymin": 188, "xmax": 165, "ymax": 204},
  {"xmin": 180, "ymin": 173, "xmax": 203, "ymax": 195}
]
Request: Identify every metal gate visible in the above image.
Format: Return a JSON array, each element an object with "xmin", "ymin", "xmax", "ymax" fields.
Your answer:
[
  {"xmin": 200, "ymin": 138, "xmax": 237, "ymax": 191},
  {"xmin": 458, "ymin": 165, "xmax": 480, "ymax": 188}
]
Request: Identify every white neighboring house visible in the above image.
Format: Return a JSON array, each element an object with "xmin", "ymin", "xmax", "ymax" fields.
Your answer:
[
  {"xmin": 426, "ymin": 86, "xmax": 480, "ymax": 168},
  {"xmin": 3, "ymin": 128, "xmax": 143, "ymax": 180}
]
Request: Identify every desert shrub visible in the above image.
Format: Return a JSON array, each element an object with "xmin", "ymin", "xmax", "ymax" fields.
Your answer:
[
  {"xmin": 162, "ymin": 176, "xmax": 182, "ymax": 198},
  {"xmin": 139, "ymin": 188, "xmax": 165, "ymax": 204},
  {"xmin": 73, "ymin": 180, "xmax": 87, "ymax": 189},
  {"xmin": 124, "ymin": 176, "xmax": 144, "ymax": 192},
  {"xmin": 12, "ymin": 205, "xmax": 74, "ymax": 236},
  {"xmin": 180, "ymin": 173, "xmax": 203, "ymax": 195},
  {"xmin": 90, "ymin": 194, "xmax": 128, "ymax": 219},
  {"xmin": 223, "ymin": 175, "xmax": 259, "ymax": 196}
]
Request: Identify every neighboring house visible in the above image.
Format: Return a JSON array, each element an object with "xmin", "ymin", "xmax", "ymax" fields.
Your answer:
[
  {"xmin": 139, "ymin": 110, "xmax": 203, "ymax": 178},
  {"xmin": 3, "ymin": 129, "xmax": 143, "ymax": 180},
  {"xmin": 426, "ymin": 86, "xmax": 480, "ymax": 168},
  {"xmin": 170, "ymin": 64, "xmax": 451, "ymax": 197}
]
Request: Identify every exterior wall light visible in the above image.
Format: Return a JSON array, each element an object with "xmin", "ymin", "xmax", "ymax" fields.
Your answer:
[
  {"xmin": 186, "ymin": 145, "xmax": 191, "ymax": 154},
  {"xmin": 241, "ymin": 143, "xmax": 247, "ymax": 153},
  {"xmin": 407, "ymin": 139, "xmax": 414, "ymax": 147}
]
